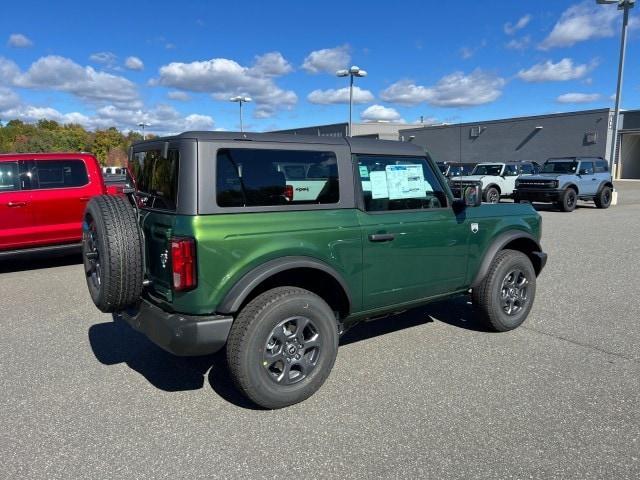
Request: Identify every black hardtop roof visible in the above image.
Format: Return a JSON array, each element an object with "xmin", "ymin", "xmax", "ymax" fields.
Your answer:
[
  {"xmin": 545, "ymin": 156, "xmax": 605, "ymax": 161},
  {"xmin": 134, "ymin": 131, "xmax": 425, "ymax": 156},
  {"xmin": 477, "ymin": 160, "xmax": 539, "ymax": 165}
]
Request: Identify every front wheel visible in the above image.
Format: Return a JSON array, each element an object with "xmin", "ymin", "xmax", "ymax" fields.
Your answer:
[
  {"xmin": 558, "ymin": 188, "xmax": 577, "ymax": 212},
  {"xmin": 472, "ymin": 249, "xmax": 536, "ymax": 332},
  {"xmin": 226, "ymin": 287, "xmax": 339, "ymax": 409},
  {"xmin": 484, "ymin": 187, "xmax": 500, "ymax": 204}
]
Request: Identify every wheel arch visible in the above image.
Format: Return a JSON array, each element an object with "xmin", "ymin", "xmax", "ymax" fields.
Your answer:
[
  {"xmin": 216, "ymin": 256, "xmax": 352, "ymax": 318},
  {"xmin": 597, "ymin": 181, "xmax": 614, "ymax": 193},
  {"xmin": 471, "ymin": 231, "xmax": 545, "ymax": 288},
  {"xmin": 484, "ymin": 183, "xmax": 501, "ymax": 194},
  {"xmin": 564, "ymin": 183, "xmax": 579, "ymax": 194}
]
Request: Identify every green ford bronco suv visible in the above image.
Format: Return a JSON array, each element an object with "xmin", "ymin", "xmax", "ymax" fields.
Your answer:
[{"xmin": 82, "ymin": 132, "xmax": 547, "ymax": 409}]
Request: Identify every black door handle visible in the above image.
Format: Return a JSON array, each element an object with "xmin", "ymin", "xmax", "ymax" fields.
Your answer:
[{"xmin": 368, "ymin": 233, "xmax": 395, "ymax": 242}]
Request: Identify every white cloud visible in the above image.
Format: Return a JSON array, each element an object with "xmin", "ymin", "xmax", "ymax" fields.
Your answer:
[
  {"xmin": 0, "ymin": 87, "xmax": 20, "ymax": 110},
  {"xmin": 0, "ymin": 57, "xmax": 20, "ymax": 84},
  {"xmin": 167, "ymin": 91, "xmax": 190, "ymax": 101},
  {"xmin": 460, "ymin": 47, "xmax": 474, "ymax": 60},
  {"xmin": 155, "ymin": 54, "xmax": 296, "ymax": 118},
  {"xmin": 517, "ymin": 58, "xmax": 596, "ymax": 82},
  {"xmin": 301, "ymin": 45, "xmax": 350, "ymax": 74},
  {"xmin": 556, "ymin": 92, "xmax": 602, "ymax": 104},
  {"xmin": 89, "ymin": 51, "xmax": 117, "ymax": 66},
  {"xmin": 380, "ymin": 70, "xmax": 505, "ymax": 108},
  {"xmin": 506, "ymin": 35, "xmax": 531, "ymax": 51},
  {"xmin": 11, "ymin": 55, "xmax": 139, "ymax": 106},
  {"xmin": 125, "ymin": 56, "xmax": 144, "ymax": 71},
  {"xmin": 504, "ymin": 14, "xmax": 532, "ymax": 35},
  {"xmin": 307, "ymin": 86, "xmax": 374, "ymax": 105},
  {"xmin": 8, "ymin": 33, "xmax": 33, "ymax": 48},
  {"xmin": 539, "ymin": 2, "xmax": 618, "ymax": 50},
  {"xmin": 360, "ymin": 105, "xmax": 404, "ymax": 123},
  {"xmin": 250, "ymin": 52, "xmax": 293, "ymax": 77}
]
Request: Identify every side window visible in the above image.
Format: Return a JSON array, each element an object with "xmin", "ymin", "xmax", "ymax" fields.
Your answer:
[
  {"xmin": 504, "ymin": 164, "xmax": 519, "ymax": 176},
  {"xmin": 216, "ymin": 148, "xmax": 339, "ymax": 207},
  {"xmin": 519, "ymin": 164, "xmax": 533, "ymax": 175},
  {"xmin": 595, "ymin": 160, "xmax": 609, "ymax": 173},
  {"xmin": 0, "ymin": 162, "xmax": 20, "ymax": 192},
  {"xmin": 579, "ymin": 161, "xmax": 594, "ymax": 175},
  {"xmin": 34, "ymin": 160, "xmax": 88, "ymax": 189},
  {"xmin": 357, "ymin": 155, "xmax": 447, "ymax": 212}
]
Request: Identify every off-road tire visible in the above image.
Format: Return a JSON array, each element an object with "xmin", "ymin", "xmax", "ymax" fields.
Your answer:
[
  {"xmin": 558, "ymin": 188, "xmax": 577, "ymax": 212},
  {"xmin": 594, "ymin": 186, "xmax": 612, "ymax": 209},
  {"xmin": 484, "ymin": 186, "xmax": 500, "ymax": 204},
  {"xmin": 82, "ymin": 195, "xmax": 144, "ymax": 313},
  {"xmin": 472, "ymin": 249, "xmax": 536, "ymax": 332},
  {"xmin": 226, "ymin": 287, "xmax": 339, "ymax": 409}
]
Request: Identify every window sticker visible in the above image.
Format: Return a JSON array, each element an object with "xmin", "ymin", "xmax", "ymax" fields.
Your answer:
[
  {"xmin": 358, "ymin": 165, "xmax": 370, "ymax": 179},
  {"xmin": 361, "ymin": 180, "xmax": 372, "ymax": 192},
  {"xmin": 385, "ymin": 164, "xmax": 426, "ymax": 200},
  {"xmin": 369, "ymin": 171, "xmax": 389, "ymax": 199}
]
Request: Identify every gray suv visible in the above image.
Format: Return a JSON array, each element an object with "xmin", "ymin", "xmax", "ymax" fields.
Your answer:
[{"xmin": 514, "ymin": 157, "xmax": 613, "ymax": 212}]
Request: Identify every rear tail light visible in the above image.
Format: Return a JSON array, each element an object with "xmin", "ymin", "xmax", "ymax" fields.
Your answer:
[
  {"xmin": 284, "ymin": 185, "xmax": 294, "ymax": 202},
  {"xmin": 170, "ymin": 237, "xmax": 197, "ymax": 291}
]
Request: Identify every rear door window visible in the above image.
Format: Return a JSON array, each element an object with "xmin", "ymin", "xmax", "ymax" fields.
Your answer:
[
  {"xmin": 32, "ymin": 160, "xmax": 88, "ymax": 189},
  {"xmin": 216, "ymin": 148, "xmax": 339, "ymax": 207},
  {"xmin": 130, "ymin": 149, "xmax": 179, "ymax": 210},
  {"xmin": 0, "ymin": 161, "xmax": 20, "ymax": 191}
]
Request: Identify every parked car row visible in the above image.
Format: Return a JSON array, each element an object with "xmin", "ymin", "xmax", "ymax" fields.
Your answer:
[
  {"xmin": 0, "ymin": 152, "xmax": 124, "ymax": 256},
  {"xmin": 447, "ymin": 157, "xmax": 613, "ymax": 212}
]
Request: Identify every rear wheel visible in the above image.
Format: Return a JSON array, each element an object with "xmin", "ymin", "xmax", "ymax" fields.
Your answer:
[
  {"xmin": 82, "ymin": 195, "xmax": 144, "ymax": 313},
  {"xmin": 472, "ymin": 249, "xmax": 536, "ymax": 332},
  {"xmin": 226, "ymin": 287, "xmax": 339, "ymax": 409},
  {"xmin": 484, "ymin": 187, "xmax": 500, "ymax": 204},
  {"xmin": 594, "ymin": 186, "xmax": 612, "ymax": 209},
  {"xmin": 558, "ymin": 188, "xmax": 577, "ymax": 212}
]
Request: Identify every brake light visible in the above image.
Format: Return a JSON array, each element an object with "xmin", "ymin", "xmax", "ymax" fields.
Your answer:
[
  {"xmin": 170, "ymin": 237, "xmax": 197, "ymax": 291},
  {"xmin": 284, "ymin": 185, "xmax": 294, "ymax": 202}
]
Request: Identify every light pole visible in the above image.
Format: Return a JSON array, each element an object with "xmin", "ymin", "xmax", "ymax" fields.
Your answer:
[
  {"xmin": 137, "ymin": 122, "xmax": 150, "ymax": 140},
  {"xmin": 230, "ymin": 96, "xmax": 252, "ymax": 132},
  {"xmin": 336, "ymin": 65, "xmax": 367, "ymax": 137},
  {"xmin": 597, "ymin": 0, "xmax": 635, "ymax": 178}
]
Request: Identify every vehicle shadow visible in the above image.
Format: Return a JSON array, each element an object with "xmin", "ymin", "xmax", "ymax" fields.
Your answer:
[
  {"xmin": 0, "ymin": 252, "xmax": 82, "ymax": 274},
  {"xmin": 88, "ymin": 296, "xmax": 488, "ymax": 409}
]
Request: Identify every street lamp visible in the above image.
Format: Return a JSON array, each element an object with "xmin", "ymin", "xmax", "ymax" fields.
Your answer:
[
  {"xmin": 230, "ymin": 96, "xmax": 252, "ymax": 132},
  {"xmin": 596, "ymin": 0, "xmax": 635, "ymax": 178},
  {"xmin": 336, "ymin": 65, "xmax": 367, "ymax": 137},
  {"xmin": 137, "ymin": 122, "xmax": 151, "ymax": 140}
]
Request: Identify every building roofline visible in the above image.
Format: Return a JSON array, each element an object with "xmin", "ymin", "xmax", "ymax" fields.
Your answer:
[{"xmin": 399, "ymin": 108, "xmax": 615, "ymax": 134}]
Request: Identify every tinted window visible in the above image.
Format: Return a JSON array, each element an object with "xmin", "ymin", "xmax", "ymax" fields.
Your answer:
[
  {"xmin": 216, "ymin": 148, "xmax": 339, "ymax": 207},
  {"xmin": 472, "ymin": 164, "xmax": 503, "ymax": 176},
  {"xmin": 0, "ymin": 162, "xmax": 20, "ymax": 192},
  {"xmin": 130, "ymin": 149, "xmax": 179, "ymax": 210},
  {"xmin": 542, "ymin": 161, "xmax": 577, "ymax": 174},
  {"xmin": 437, "ymin": 163, "xmax": 448, "ymax": 174},
  {"xmin": 579, "ymin": 162, "xmax": 594, "ymax": 175},
  {"xmin": 504, "ymin": 165, "xmax": 519, "ymax": 176},
  {"xmin": 595, "ymin": 160, "xmax": 609, "ymax": 173},
  {"xmin": 34, "ymin": 160, "xmax": 88, "ymax": 189},
  {"xmin": 520, "ymin": 164, "xmax": 534, "ymax": 174},
  {"xmin": 357, "ymin": 155, "xmax": 447, "ymax": 211}
]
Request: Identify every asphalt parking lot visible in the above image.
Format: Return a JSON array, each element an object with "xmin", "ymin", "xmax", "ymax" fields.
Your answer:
[{"xmin": 1, "ymin": 188, "xmax": 639, "ymax": 479}]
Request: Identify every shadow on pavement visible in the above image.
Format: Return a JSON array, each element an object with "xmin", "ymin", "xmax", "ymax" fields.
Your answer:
[
  {"xmin": 0, "ymin": 252, "xmax": 82, "ymax": 274},
  {"xmin": 88, "ymin": 295, "xmax": 488, "ymax": 408}
]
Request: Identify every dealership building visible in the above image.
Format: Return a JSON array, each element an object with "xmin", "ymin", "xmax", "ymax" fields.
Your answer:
[
  {"xmin": 273, "ymin": 109, "xmax": 640, "ymax": 179},
  {"xmin": 399, "ymin": 108, "xmax": 640, "ymax": 180}
]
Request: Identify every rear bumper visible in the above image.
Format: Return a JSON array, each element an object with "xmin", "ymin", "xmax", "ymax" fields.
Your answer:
[
  {"xmin": 515, "ymin": 188, "xmax": 563, "ymax": 203},
  {"xmin": 118, "ymin": 299, "xmax": 233, "ymax": 356}
]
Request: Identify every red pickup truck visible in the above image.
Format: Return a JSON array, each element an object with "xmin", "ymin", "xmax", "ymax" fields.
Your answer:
[{"xmin": 0, "ymin": 152, "xmax": 110, "ymax": 257}]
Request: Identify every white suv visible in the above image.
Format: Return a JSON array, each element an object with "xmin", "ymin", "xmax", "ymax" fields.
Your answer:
[{"xmin": 450, "ymin": 161, "xmax": 539, "ymax": 203}]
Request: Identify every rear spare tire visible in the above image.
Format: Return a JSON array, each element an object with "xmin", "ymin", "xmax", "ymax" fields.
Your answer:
[{"xmin": 82, "ymin": 195, "xmax": 144, "ymax": 312}]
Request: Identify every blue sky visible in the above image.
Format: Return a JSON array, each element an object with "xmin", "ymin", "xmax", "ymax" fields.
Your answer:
[{"xmin": 0, "ymin": 0, "xmax": 638, "ymax": 134}]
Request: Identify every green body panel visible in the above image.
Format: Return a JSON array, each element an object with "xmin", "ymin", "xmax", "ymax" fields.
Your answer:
[{"xmin": 141, "ymin": 202, "xmax": 541, "ymax": 321}]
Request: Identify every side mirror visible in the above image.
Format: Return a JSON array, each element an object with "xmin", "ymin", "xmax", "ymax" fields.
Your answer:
[{"xmin": 463, "ymin": 184, "xmax": 482, "ymax": 207}]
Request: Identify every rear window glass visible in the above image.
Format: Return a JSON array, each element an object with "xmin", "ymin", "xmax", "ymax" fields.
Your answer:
[
  {"xmin": 0, "ymin": 161, "xmax": 20, "ymax": 191},
  {"xmin": 35, "ymin": 159, "xmax": 88, "ymax": 189},
  {"xmin": 595, "ymin": 160, "xmax": 609, "ymax": 173},
  {"xmin": 130, "ymin": 149, "xmax": 179, "ymax": 210},
  {"xmin": 216, "ymin": 148, "xmax": 339, "ymax": 207}
]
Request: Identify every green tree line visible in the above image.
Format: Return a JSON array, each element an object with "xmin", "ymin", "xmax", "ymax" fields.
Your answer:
[{"xmin": 0, "ymin": 119, "xmax": 152, "ymax": 166}]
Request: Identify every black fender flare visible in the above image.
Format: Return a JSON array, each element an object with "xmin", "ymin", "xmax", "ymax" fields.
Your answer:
[
  {"xmin": 471, "ymin": 231, "xmax": 545, "ymax": 288},
  {"xmin": 596, "ymin": 181, "xmax": 614, "ymax": 194},
  {"xmin": 563, "ymin": 183, "xmax": 579, "ymax": 195},
  {"xmin": 216, "ymin": 256, "xmax": 352, "ymax": 314}
]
